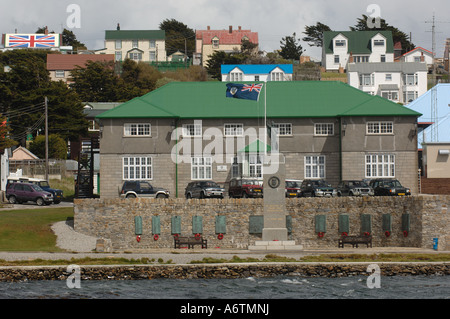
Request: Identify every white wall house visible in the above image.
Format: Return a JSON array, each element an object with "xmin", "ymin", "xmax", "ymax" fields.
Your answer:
[
  {"xmin": 322, "ymin": 31, "xmax": 395, "ymax": 72},
  {"xmin": 221, "ymin": 64, "xmax": 293, "ymax": 82},
  {"xmin": 347, "ymin": 62, "xmax": 428, "ymax": 104},
  {"xmin": 397, "ymin": 47, "xmax": 434, "ymax": 70}
]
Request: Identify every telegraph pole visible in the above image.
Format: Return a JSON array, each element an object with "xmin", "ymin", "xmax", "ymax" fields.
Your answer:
[{"xmin": 44, "ymin": 96, "xmax": 49, "ymax": 181}]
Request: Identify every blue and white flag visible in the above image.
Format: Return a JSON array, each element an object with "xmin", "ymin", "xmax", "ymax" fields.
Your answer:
[{"xmin": 226, "ymin": 83, "xmax": 263, "ymax": 101}]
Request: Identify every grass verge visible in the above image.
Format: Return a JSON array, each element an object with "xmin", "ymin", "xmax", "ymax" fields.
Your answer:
[{"xmin": 0, "ymin": 207, "xmax": 73, "ymax": 252}]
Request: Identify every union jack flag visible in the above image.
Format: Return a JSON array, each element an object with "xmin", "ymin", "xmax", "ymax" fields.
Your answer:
[
  {"xmin": 241, "ymin": 84, "xmax": 263, "ymax": 93},
  {"xmin": 6, "ymin": 34, "xmax": 59, "ymax": 48}
]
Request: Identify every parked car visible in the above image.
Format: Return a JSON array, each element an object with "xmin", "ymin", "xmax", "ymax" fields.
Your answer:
[
  {"xmin": 228, "ymin": 178, "xmax": 263, "ymax": 198},
  {"xmin": 285, "ymin": 179, "xmax": 302, "ymax": 197},
  {"xmin": 6, "ymin": 182, "xmax": 54, "ymax": 206},
  {"xmin": 120, "ymin": 181, "xmax": 170, "ymax": 198},
  {"xmin": 300, "ymin": 179, "xmax": 337, "ymax": 197},
  {"xmin": 27, "ymin": 178, "xmax": 64, "ymax": 204},
  {"xmin": 369, "ymin": 179, "xmax": 411, "ymax": 196},
  {"xmin": 337, "ymin": 180, "xmax": 374, "ymax": 196},
  {"xmin": 185, "ymin": 181, "xmax": 225, "ymax": 199}
]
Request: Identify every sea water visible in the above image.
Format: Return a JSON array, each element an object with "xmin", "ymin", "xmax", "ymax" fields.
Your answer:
[{"xmin": 0, "ymin": 275, "xmax": 449, "ymax": 299}]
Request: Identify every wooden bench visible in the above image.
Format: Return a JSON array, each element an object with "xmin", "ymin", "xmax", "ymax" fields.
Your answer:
[
  {"xmin": 338, "ymin": 234, "xmax": 372, "ymax": 248},
  {"xmin": 174, "ymin": 235, "xmax": 207, "ymax": 249}
]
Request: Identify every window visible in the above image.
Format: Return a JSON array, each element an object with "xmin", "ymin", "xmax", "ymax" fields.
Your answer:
[
  {"xmin": 359, "ymin": 74, "xmax": 374, "ymax": 86},
  {"xmin": 212, "ymin": 37, "xmax": 219, "ymax": 48},
  {"xmin": 248, "ymin": 155, "xmax": 263, "ymax": 178},
  {"xmin": 129, "ymin": 52, "xmax": 142, "ymax": 61},
  {"xmin": 124, "ymin": 123, "xmax": 151, "ymax": 136},
  {"xmin": 354, "ymin": 56, "xmax": 369, "ymax": 63},
  {"xmin": 385, "ymin": 74, "xmax": 392, "ymax": 81},
  {"xmin": 335, "ymin": 40, "xmax": 346, "ymax": 47},
  {"xmin": 254, "ymin": 75, "xmax": 259, "ymax": 81},
  {"xmin": 381, "ymin": 55, "xmax": 386, "ymax": 62},
  {"xmin": 374, "ymin": 39, "xmax": 385, "ymax": 46},
  {"xmin": 183, "ymin": 123, "xmax": 202, "ymax": 137},
  {"xmin": 365, "ymin": 154, "xmax": 395, "ymax": 178},
  {"xmin": 273, "ymin": 123, "xmax": 292, "ymax": 136},
  {"xmin": 305, "ymin": 155, "xmax": 326, "ymax": 179},
  {"xmin": 115, "ymin": 51, "xmax": 122, "ymax": 62},
  {"xmin": 230, "ymin": 72, "xmax": 243, "ymax": 81},
  {"xmin": 132, "ymin": 40, "xmax": 139, "ymax": 48},
  {"xmin": 334, "ymin": 55, "xmax": 340, "ymax": 64},
  {"xmin": 149, "ymin": 40, "xmax": 156, "ymax": 49},
  {"xmin": 414, "ymin": 56, "xmax": 421, "ymax": 62},
  {"xmin": 191, "ymin": 157, "xmax": 212, "ymax": 180},
  {"xmin": 224, "ymin": 124, "xmax": 243, "ymax": 136},
  {"xmin": 403, "ymin": 91, "xmax": 418, "ymax": 103},
  {"xmin": 115, "ymin": 40, "xmax": 122, "ymax": 50},
  {"xmin": 149, "ymin": 51, "xmax": 156, "ymax": 62},
  {"xmin": 381, "ymin": 91, "xmax": 399, "ymax": 101},
  {"xmin": 88, "ymin": 120, "xmax": 99, "ymax": 132},
  {"xmin": 231, "ymin": 156, "xmax": 241, "ymax": 178},
  {"xmin": 55, "ymin": 70, "xmax": 65, "ymax": 78},
  {"xmin": 314, "ymin": 123, "xmax": 334, "ymax": 136},
  {"xmin": 271, "ymin": 72, "xmax": 284, "ymax": 81},
  {"xmin": 123, "ymin": 157, "xmax": 153, "ymax": 180},
  {"xmin": 366, "ymin": 121, "xmax": 393, "ymax": 135},
  {"xmin": 404, "ymin": 74, "xmax": 418, "ymax": 85}
]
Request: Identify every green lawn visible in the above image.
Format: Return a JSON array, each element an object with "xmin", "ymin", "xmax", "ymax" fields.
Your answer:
[{"xmin": 0, "ymin": 207, "xmax": 73, "ymax": 252}]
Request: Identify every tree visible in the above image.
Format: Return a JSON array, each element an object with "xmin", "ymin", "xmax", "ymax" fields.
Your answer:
[
  {"xmin": 61, "ymin": 29, "xmax": 87, "ymax": 51},
  {"xmin": 0, "ymin": 115, "xmax": 18, "ymax": 153},
  {"xmin": 159, "ymin": 19, "xmax": 195, "ymax": 59},
  {"xmin": 279, "ymin": 33, "xmax": 304, "ymax": 60},
  {"xmin": 205, "ymin": 50, "xmax": 245, "ymax": 80},
  {"xmin": 120, "ymin": 59, "xmax": 162, "ymax": 97},
  {"xmin": 29, "ymin": 134, "xmax": 67, "ymax": 159},
  {"xmin": 303, "ymin": 22, "xmax": 332, "ymax": 47},
  {"xmin": 350, "ymin": 15, "xmax": 415, "ymax": 53}
]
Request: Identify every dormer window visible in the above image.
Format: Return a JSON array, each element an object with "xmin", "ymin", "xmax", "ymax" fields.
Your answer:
[
  {"xmin": 212, "ymin": 37, "xmax": 219, "ymax": 48},
  {"xmin": 374, "ymin": 39, "xmax": 385, "ymax": 46},
  {"xmin": 230, "ymin": 71, "xmax": 243, "ymax": 81},
  {"xmin": 335, "ymin": 40, "xmax": 346, "ymax": 47}
]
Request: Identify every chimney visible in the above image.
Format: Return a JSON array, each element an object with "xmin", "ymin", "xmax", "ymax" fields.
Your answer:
[
  {"xmin": 238, "ymin": 26, "xmax": 242, "ymax": 31},
  {"xmin": 207, "ymin": 26, "xmax": 210, "ymax": 30},
  {"xmin": 117, "ymin": 23, "xmax": 120, "ymax": 31},
  {"xmin": 349, "ymin": 52, "xmax": 354, "ymax": 63},
  {"xmin": 44, "ymin": 26, "xmax": 48, "ymax": 35},
  {"xmin": 420, "ymin": 52, "xmax": 425, "ymax": 62},
  {"xmin": 229, "ymin": 25, "xmax": 233, "ymax": 33}
]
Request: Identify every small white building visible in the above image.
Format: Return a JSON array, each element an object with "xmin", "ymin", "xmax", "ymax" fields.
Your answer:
[
  {"xmin": 347, "ymin": 62, "xmax": 428, "ymax": 104},
  {"xmin": 396, "ymin": 47, "xmax": 434, "ymax": 70},
  {"xmin": 322, "ymin": 31, "xmax": 395, "ymax": 72},
  {"xmin": 221, "ymin": 64, "xmax": 293, "ymax": 82}
]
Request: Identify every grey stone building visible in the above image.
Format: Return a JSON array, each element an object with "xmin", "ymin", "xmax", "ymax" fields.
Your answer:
[{"xmin": 96, "ymin": 81, "xmax": 421, "ymax": 198}]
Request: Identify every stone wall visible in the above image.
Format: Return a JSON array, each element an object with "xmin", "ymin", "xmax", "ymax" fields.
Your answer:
[{"xmin": 74, "ymin": 195, "xmax": 450, "ymax": 251}]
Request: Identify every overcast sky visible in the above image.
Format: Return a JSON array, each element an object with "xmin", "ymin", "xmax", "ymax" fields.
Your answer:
[{"xmin": 1, "ymin": 0, "xmax": 449, "ymax": 60}]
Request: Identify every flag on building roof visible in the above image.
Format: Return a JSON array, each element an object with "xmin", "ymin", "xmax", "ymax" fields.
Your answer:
[{"xmin": 226, "ymin": 83, "xmax": 263, "ymax": 101}]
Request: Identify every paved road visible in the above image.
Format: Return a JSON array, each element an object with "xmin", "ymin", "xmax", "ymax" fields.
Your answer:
[{"xmin": 0, "ymin": 201, "xmax": 74, "ymax": 210}]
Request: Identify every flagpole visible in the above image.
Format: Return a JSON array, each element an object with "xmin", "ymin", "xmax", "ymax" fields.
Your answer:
[{"xmin": 264, "ymin": 80, "xmax": 267, "ymax": 157}]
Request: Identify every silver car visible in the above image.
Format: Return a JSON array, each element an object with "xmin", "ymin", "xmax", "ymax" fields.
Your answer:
[{"xmin": 337, "ymin": 180, "xmax": 374, "ymax": 196}]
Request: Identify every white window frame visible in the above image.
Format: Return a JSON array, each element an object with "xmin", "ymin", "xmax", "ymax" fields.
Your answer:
[
  {"xmin": 271, "ymin": 72, "xmax": 284, "ymax": 81},
  {"xmin": 374, "ymin": 39, "xmax": 385, "ymax": 46},
  {"xmin": 366, "ymin": 121, "xmax": 393, "ymax": 135},
  {"xmin": 212, "ymin": 37, "xmax": 219, "ymax": 48},
  {"xmin": 365, "ymin": 154, "xmax": 395, "ymax": 178},
  {"xmin": 129, "ymin": 52, "xmax": 142, "ymax": 61},
  {"xmin": 115, "ymin": 40, "xmax": 122, "ymax": 50},
  {"xmin": 314, "ymin": 123, "xmax": 334, "ymax": 136},
  {"xmin": 149, "ymin": 51, "xmax": 156, "ymax": 62},
  {"xmin": 132, "ymin": 39, "xmax": 139, "ymax": 49},
  {"xmin": 149, "ymin": 40, "xmax": 156, "ymax": 49},
  {"xmin": 273, "ymin": 123, "xmax": 292, "ymax": 136},
  {"xmin": 182, "ymin": 122, "xmax": 202, "ymax": 137},
  {"xmin": 403, "ymin": 91, "xmax": 418, "ymax": 103},
  {"xmin": 224, "ymin": 123, "xmax": 244, "ymax": 137},
  {"xmin": 115, "ymin": 51, "xmax": 122, "ymax": 62},
  {"xmin": 191, "ymin": 157, "xmax": 212, "ymax": 180},
  {"xmin": 123, "ymin": 156, "xmax": 153, "ymax": 180},
  {"xmin": 385, "ymin": 73, "xmax": 392, "ymax": 81},
  {"xmin": 305, "ymin": 155, "xmax": 326, "ymax": 179},
  {"xmin": 381, "ymin": 91, "xmax": 399, "ymax": 102},
  {"xmin": 359, "ymin": 73, "xmax": 374, "ymax": 86},
  {"xmin": 248, "ymin": 154, "xmax": 263, "ymax": 178},
  {"xmin": 335, "ymin": 40, "xmax": 346, "ymax": 47},
  {"xmin": 230, "ymin": 72, "xmax": 243, "ymax": 81},
  {"xmin": 334, "ymin": 55, "xmax": 340, "ymax": 64},
  {"xmin": 404, "ymin": 74, "xmax": 418, "ymax": 86},
  {"xmin": 124, "ymin": 123, "xmax": 151, "ymax": 137},
  {"xmin": 55, "ymin": 70, "xmax": 65, "ymax": 78}
]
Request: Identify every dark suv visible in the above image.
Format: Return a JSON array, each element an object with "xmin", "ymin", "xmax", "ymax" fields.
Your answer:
[
  {"xmin": 6, "ymin": 182, "xmax": 54, "ymax": 206},
  {"xmin": 369, "ymin": 179, "xmax": 411, "ymax": 196},
  {"xmin": 300, "ymin": 179, "xmax": 337, "ymax": 197},
  {"xmin": 29, "ymin": 178, "xmax": 64, "ymax": 204},
  {"xmin": 337, "ymin": 180, "xmax": 374, "ymax": 196},
  {"xmin": 185, "ymin": 181, "xmax": 225, "ymax": 199},
  {"xmin": 228, "ymin": 178, "xmax": 263, "ymax": 198},
  {"xmin": 120, "ymin": 181, "xmax": 170, "ymax": 199},
  {"xmin": 285, "ymin": 179, "xmax": 302, "ymax": 197}
]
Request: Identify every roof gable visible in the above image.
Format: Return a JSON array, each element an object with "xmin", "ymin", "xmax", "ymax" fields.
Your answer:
[
  {"xmin": 221, "ymin": 64, "xmax": 293, "ymax": 75},
  {"xmin": 97, "ymin": 81, "xmax": 421, "ymax": 120},
  {"xmin": 323, "ymin": 31, "xmax": 394, "ymax": 54}
]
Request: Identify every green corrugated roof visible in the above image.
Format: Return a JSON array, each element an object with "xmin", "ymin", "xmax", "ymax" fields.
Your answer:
[
  {"xmin": 96, "ymin": 81, "xmax": 421, "ymax": 120},
  {"xmin": 105, "ymin": 30, "xmax": 165, "ymax": 40},
  {"xmin": 323, "ymin": 31, "xmax": 394, "ymax": 54}
]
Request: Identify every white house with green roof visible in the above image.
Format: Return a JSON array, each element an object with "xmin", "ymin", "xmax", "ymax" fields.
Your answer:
[
  {"xmin": 98, "ymin": 28, "xmax": 166, "ymax": 63},
  {"xmin": 96, "ymin": 81, "xmax": 421, "ymax": 198},
  {"xmin": 322, "ymin": 31, "xmax": 395, "ymax": 72}
]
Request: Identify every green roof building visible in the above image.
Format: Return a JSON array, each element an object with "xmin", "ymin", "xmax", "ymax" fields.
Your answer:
[{"xmin": 97, "ymin": 81, "xmax": 421, "ymax": 198}]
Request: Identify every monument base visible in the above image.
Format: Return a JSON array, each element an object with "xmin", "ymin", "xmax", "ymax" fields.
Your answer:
[
  {"xmin": 248, "ymin": 240, "xmax": 303, "ymax": 251},
  {"xmin": 262, "ymin": 228, "xmax": 288, "ymax": 241}
]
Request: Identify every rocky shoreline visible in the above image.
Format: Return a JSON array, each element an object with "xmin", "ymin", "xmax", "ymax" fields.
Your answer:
[{"xmin": 0, "ymin": 262, "xmax": 449, "ymax": 282}]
